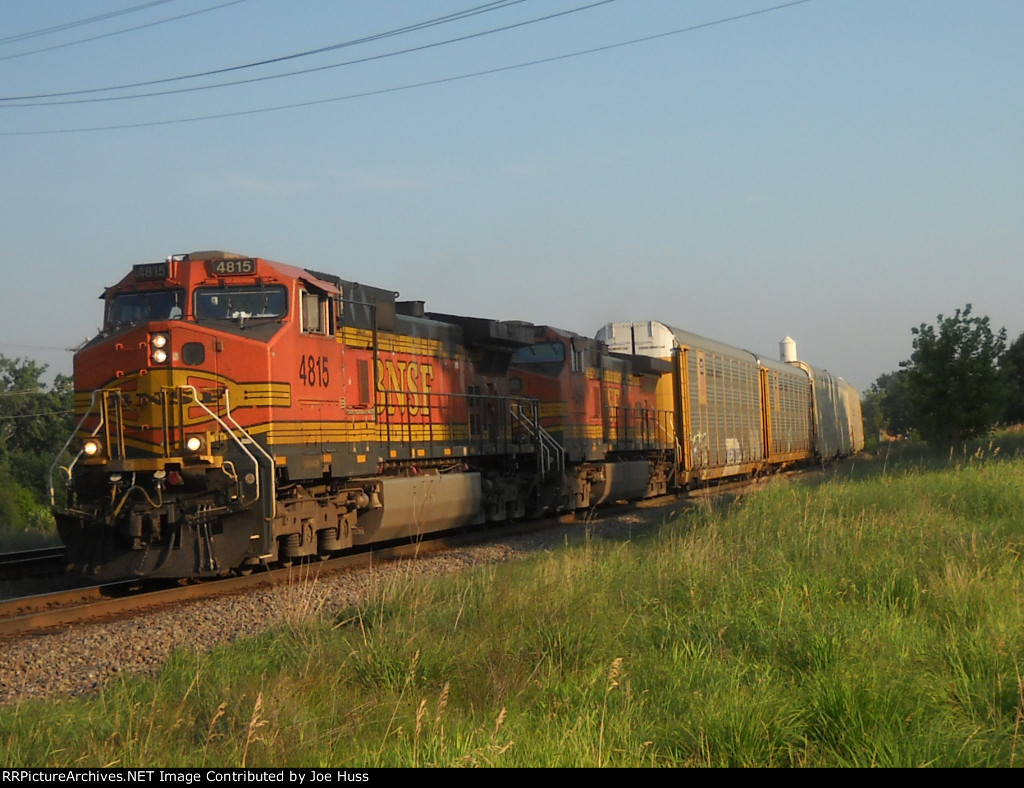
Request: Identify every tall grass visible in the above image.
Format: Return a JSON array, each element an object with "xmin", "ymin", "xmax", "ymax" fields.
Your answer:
[{"xmin": 4, "ymin": 437, "xmax": 1024, "ymax": 766}]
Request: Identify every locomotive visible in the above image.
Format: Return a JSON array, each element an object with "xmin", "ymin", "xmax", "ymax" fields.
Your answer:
[{"xmin": 50, "ymin": 250, "xmax": 863, "ymax": 580}]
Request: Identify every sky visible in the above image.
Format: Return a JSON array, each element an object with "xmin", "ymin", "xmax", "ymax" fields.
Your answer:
[{"xmin": 1, "ymin": 0, "xmax": 1021, "ymax": 393}]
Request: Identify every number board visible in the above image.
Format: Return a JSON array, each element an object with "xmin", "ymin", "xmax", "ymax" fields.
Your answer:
[
  {"xmin": 132, "ymin": 262, "xmax": 171, "ymax": 281},
  {"xmin": 207, "ymin": 258, "xmax": 257, "ymax": 277}
]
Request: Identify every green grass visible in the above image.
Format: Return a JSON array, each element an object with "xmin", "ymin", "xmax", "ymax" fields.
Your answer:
[{"xmin": 4, "ymin": 435, "xmax": 1024, "ymax": 766}]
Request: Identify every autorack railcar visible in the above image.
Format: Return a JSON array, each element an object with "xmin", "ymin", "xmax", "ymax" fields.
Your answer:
[{"xmin": 597, "ymin": 320, "xmax": 863, "ymax": 484}]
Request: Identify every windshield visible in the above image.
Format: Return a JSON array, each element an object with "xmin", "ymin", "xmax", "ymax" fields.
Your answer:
[
  {"xmin": 510, "ymin": 341, "xmax": 566, "ymax": 376},
  {"xmin": 195, "ymin": 286, "xmax": 288, "ymax": 321},
  {"xmin": 512, "ymin": 342, "xmax": 565, "ymax": 365},
  {"xmin": 107, "ymin": 290, "xmax": 185, "ymax": 328}
]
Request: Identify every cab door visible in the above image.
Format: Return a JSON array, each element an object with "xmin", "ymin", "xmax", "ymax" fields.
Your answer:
[{"xmin": 294, "ymin": 284, "xmax": 343, "ymax": 477}]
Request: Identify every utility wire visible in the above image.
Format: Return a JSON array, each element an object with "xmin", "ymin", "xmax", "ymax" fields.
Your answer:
[
  {"xmin": 0, "ymin": 410, "xmax": 76, "ymax": 422},
  {"xmin": 0, "ymin": 344, "xmax": 76, "ymax": 353},
  {"xmin": 0, "ymin": 390, "xmax": 67, "ymax": 397},
  {"xmin": 0, "ymin": 0, "xmax": 253, "ymax": 62},
  {"xmin": 0, "ymin": 0, "xmax": 531, "ymax": 101},
  {"xmin": 0, "ymin": 0, "xmax": 182, "ymax": 46},
  {"xmin": 2, "ymin": 0, "xmax": 815, "ymax": 135},
  {"xmin": 4, "ymin": 0, "xmax": 585, "ymax": 107}
]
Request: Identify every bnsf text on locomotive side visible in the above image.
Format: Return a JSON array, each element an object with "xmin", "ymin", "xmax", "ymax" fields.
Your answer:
[{"xmin": 376, "ymin": 359, "xmax": 434, "ymax": 416}]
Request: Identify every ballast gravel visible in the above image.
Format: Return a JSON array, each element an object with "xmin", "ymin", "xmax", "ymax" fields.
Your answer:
[{"xmin": 0, "ymin": 506, "xmax": 676, "ymax": 706}]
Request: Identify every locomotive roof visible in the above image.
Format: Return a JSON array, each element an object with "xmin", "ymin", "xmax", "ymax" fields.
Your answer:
[
  {"xmin": 426, "ymin": 312, "xmax": 535, "ymax": 348},
  {"xmin": 108, "ymin": 251, "xmax": 345, "ymax": 297}
]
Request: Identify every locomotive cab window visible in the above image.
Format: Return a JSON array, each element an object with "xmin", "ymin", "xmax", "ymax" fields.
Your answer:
[
  {"xmin": 510, "ymin": 342, "xmax": 565, "ymax": 377},
  {"xmin": 107, "ymin": 289, "xmax": 185, "ymax": 328},
  {"xmin": 300, "ymin": 288, "xmax": 332, "ymax": 335},
  {"xmin": 571, "ymin": 345, "xmax": 584, "ymax": 374},
  {"xmin": 195, "ymin": 285, "xmax": 287, "ymax": 322}
]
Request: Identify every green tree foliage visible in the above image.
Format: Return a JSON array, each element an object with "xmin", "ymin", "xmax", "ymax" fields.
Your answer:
[
  {"xmin": 0, "ymin": 355, "xmax": 75, "ymax": 500},
  {"xmin": 901, "ymin": 305, "xmax": 1007, "ymax": 446},
  {"xmin": 1001, "ymin": 332, "xmax": 1024, "ymax": 424},
  {"xmin": 0, "ymin": 355, "xmax": 74, "ymax": 544},
  {"xmin": 862, "ymin": 369, "xmax": 914, "ymax": 440}
]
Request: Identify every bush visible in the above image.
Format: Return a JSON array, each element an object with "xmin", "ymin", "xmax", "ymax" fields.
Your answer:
[{"xmin": 0, "ymin": 462, "xmax": 58, "ymax": 549}]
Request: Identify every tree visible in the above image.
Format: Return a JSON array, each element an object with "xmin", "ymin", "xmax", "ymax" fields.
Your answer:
[
  {"xmin": 1001, "ymin": 331, "xmax": 1024, "ymax": 424},
  {"xmin": 0, "ymin": 356, "xmax": 75, "ymax": 499},
  {"xmin": 901, "ymin": 304, "xmax": 1008, "ymax": 446},
  {"xmin": 862, "ymin": 369, "xmax": 913, "ymax": 440}
]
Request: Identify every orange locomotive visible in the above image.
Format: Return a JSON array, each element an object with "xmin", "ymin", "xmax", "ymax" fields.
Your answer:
[
  {"xmin": 51, "ymin": 250, "xmax": 862, "ymax": 580},
  {"xmin": 508, "ymin": 325, "xmax": 677, "ymax": 508},
  {"xmin": 51, "ymin": 251, "xmax": 651, "ymax": 579}
]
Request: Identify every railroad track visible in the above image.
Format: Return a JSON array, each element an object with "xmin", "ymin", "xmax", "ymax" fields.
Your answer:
[
  {"xmin": 0, "ymin": 470, "xmax": 804, "ymax": 638},
  {"xmin": 0, "ymin": 516, "xmax": 566, "ymax": 638},
  {"xmin": 0, "ymin": 546, "xmax": 66, "ymax": 581}
]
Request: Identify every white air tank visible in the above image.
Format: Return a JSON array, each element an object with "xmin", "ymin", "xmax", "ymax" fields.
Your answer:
[{"xmin": 780, "ymin": 336, "xmax": 797, "ymax": 363}]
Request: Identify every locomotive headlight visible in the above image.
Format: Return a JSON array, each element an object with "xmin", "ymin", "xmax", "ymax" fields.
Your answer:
[
  {"xmin": 185, "ymin": 435, "xmax": 205, "ymax": 453},
  {"xmin": 150, "ymin": 333, "xmax": 169, "ymax": 364},
  {"xmin": 82, "ymin": 438, "xmax": 104, "ymax": 458}
]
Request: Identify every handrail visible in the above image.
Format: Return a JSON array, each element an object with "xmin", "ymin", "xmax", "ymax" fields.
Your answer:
[
  {"xmin": 177, "ymin": 385, "xmax": 276, "ymax": 521},
  {"xmin": 48, "ymin": 389, "xmax": 108, "ymax": 508},
  {"xmin": 374, "ymin": 388, "xmax": 565, "ymax": 478},
  {"xmin": 215, "ymin": 387, "xmax": 277, "ymax": 521},
  {"xmin": 48, "ymin": 385, "xmax": 277, "ymax": 527},
  {"xmin": 509, "ymin": 400, "xmax": 564, "ymax": 478}
]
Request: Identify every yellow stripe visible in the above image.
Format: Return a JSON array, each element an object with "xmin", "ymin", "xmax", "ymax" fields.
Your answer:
[
  {"xmin": 377, "ymin": 425, "xmax": 472, "ymax": 442},
  {"xmin": 74, "ymin": 374, "xmax": 291, "ymax": 417},
  {"xmin": 265, "ymin": 422, "xmax": 476, "ymax": 445},
  {"xmin": 338, "ymin": 327, "xmax": 446, "ymax": 356},
  {"xmin": 267, "ymin": 423, "xmax": 379, "ymax": 443},
  {"xmin": 556, "ymin": 425, "xmax": 605, "ymax": 440}
]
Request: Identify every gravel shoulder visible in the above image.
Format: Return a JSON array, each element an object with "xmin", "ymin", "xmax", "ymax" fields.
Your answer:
[{"xmin": 0, "ymin": 500, "xmax": 684, "ymax": 705}]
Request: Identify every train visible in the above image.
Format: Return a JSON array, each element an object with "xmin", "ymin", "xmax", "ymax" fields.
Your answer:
[{"xmin": 50, "ymin": 250, "xmax": 864, "ymax": 581}]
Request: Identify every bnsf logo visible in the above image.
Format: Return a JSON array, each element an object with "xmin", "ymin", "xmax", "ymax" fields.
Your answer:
[
  {"xmin": 118, "ymin": 388, "xmax": 225, "ymax": 407},
  {"xmin": 376, "ymin": 359, "xmax": 434, "ymax": 416}
]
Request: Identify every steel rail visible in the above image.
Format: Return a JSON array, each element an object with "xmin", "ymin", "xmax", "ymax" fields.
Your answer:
[
  {"xmin": 1, "ymin": 468, "xmax": 808, "ymax": 638},
  {"xmin": 0, "ymin": 519, "xmax": 551, "ymax": 637},
  {"xmin": 0, "ymin": 546, "xmax": 67, "ymax": 581}
]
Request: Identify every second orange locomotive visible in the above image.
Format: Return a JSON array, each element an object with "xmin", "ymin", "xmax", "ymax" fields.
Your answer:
[{"xmin": 52, "ymin": 250, "xmax": 862, "ymax": 580}]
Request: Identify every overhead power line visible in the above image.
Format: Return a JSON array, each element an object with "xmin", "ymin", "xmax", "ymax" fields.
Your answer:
[
  {"xmin": 0, "ymin": 344, "xmax": 75, "ymax": 353},
  {"xmin": 0, "ymin": 0, "xmax": 181, "ymax": 46},
  {"xmin": 0, "ymin": 0, "xmax": 533, "ymax": 102},
  {"xmin": 2, "ymin": 0, "xmax": 815, "ymax": 136},
  {"xmin": 4, "ymin": 0, "xmax": 599, "ymax": 109},
  {"xmin": 0, "ymin": 0, "xmax": 253, "ymax": 63},
  {"xmin": 0, "ymin": 410, "xmax": 77, "ymax": 422}
]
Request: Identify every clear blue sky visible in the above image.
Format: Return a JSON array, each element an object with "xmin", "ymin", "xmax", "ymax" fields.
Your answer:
[{"xmin": 2, "ymin": 0, "xmax": 1021, "ymax": 392}]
